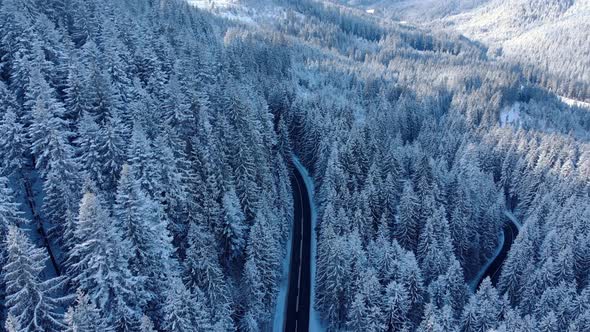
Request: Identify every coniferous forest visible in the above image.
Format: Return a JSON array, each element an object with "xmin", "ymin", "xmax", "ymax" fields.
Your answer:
[{"xmin": 0, "ymin": 0, "xmax": 589, "ymax": 331}]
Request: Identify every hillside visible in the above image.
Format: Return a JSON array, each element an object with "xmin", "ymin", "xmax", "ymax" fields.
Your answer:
[
  {"xmin": 329, "ymin": 0, "xmax": 491, "ymax": 20},
  {"xmin": 444, "ymin": 0, "xmax": 590, "ymax": 100},
  {"xmin": 333, "ymin": 0, "xmax": 590, "ymax": 101},
  {"xmin": 188, "ymin": 0, "xmax": 590, "ymax": 331},
  {"xmin": 0, "ymin": 0, "xmax": 588, "ymax": 331}
]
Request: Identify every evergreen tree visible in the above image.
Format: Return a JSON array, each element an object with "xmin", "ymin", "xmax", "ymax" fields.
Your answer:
[
  {"xmin": 3, "ymin": 226, "xmax": 67, "ymax": 331},
  {"xmin": 139, "ymin": 315, "xmax": 157, "ymax": 332},
  {"xmin": 346, "ymin": 292, "xmax": 370, "ymax": 332},
  {"xmin": 461, "ymin": 278, "xmax": 503, "ymax": 332},
  {"xmin": 394, "ymin": 181, "xmax": 420, "ymax": 251},
  {"xmin": 114, "ymin": 163, "xmax": 179, "ymax": 309},
  {"xmin": 65, "ymin": 290, "xmax": 114, "ymax": 332},
  {"xmin": 242, "ymin": 258, "xmax": 266, "ymax": 326},
  {"xmin": 244, "ymin": 206, "xmax": 281, "ymax": 316},
  {"xmin": 5, "ymin": 314, "xmax": 21, "ymax": 332},
  {"xmin": 28, "ymin": 87, "xmax": 71, "ymax": 175},
  {"xmin": 0, "ymin": 108, "xmax": 26, "ymax": 177},
  {"xmin": 183, "ymin": 223, "xmax": 231, "ymax": 321},
  {"xmin": 0, "ymin": 177, "xmax": 25, "ymax": 238},
  {"xmin": 127, "ymin": 121, "xmax": 159, "ymax": 197},
  {"xmin": 76, "ymin": 112, "xmax": 102, "ymax": 184},
  {"xmin": 68, "ymin": 192, "xmax": 142, "ymax": 329},
  {"xmin": 316, "ymin": 227, "xmax": 347, "ymax": 325},
  {"xmin": 163, "ymin": 278, "xmax": 212, "ymax": 332},
  {"xmin": 63, "ymin": 59, "xmax": 86, "ymax": 121},
  {"xmin": 98, "ymin": 113, "xmax": 127, "ymax": 191},
  {"xmin": 383, "ymin": 281, "xmax": 410, "ymax": 332},
  {"xmin": 220, "ymin": 186, "xmax": 247, "ymax": 261},
  {"xmin": 417, "ymin": 206, "xmax": 455, "ymax": 284},
  {"xmin": 399, "ymin": 251, "xmax": 426, "ymax": 325},
  {"xmin": 41, "ymin": 133, "xmax": 80, "ymax": 240}
]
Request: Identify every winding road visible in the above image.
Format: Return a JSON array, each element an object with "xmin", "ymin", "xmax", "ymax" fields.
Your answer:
[
  {"xmin": 280, "ymin": 157, "xmax": 520, "ymax": 329},
  {"xmin": 284, "ymin": 161, "xmax": 312, "ymax": 332},
  {"xmin": 472, "ymin": 211, "xmax": 520, "ymax": 291}
]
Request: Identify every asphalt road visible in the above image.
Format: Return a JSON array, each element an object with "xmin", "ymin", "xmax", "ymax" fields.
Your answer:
[
  {"xmin": 284, "ymin": 164, "xmax": 312, "ymax": 332},
  {"xmin": 475, "ymin": 216, "xmax": 520, "ymax": 290}
]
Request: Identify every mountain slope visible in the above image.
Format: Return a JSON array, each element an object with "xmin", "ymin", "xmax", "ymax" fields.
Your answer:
[
  {"xmin": 328, "ymin": 0, "xmax": 491, "ymax": 20},
  {"xmin": 331, "ymin": 0, "xmax": 590, "ymax": 100},
  {"xmin": 444, "ymin": 0, "xmax": 590, "ymax": 100}
]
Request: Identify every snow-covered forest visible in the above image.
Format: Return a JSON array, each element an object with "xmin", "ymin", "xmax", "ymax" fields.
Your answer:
[{"xmin": 0, "ymin": 0, "xmax": 588, "ymax": 331}]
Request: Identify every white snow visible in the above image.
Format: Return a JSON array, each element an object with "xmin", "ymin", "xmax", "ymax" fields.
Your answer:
[
  {"xmin": 292, "ymin": 155, "xmax": 325, "ymax": 332},
  {"xmin": 559, "ymin": 96, "xmax": 590, "ymax": 110},
  {"xmin": 503, "ymin": 210, "xmax": 522, "ymax": 230},
  {"xmin": 187, "ymin": 0, "xmax": 235, "ymax": 10},
  {"xmin": 468, "ymin": 224, "xmax": 504, "ymax": 293},
  {"xmin": 272, "ymin": 191, "xmax": 294, "ymax": 331},
  {"xmin": 468, "ymin": 210, "xmax": 522, "ymax": 293},
  {"xmin": 500, "ymin": 102, "xmax": 521, "ymax": 127},
  {"xmin": 366, "ymin": 9, "xmax": 375, "ymax": 14},
  {"xmin": 186, "ymin": 0, "xmax": 267, "ymax": 25}
]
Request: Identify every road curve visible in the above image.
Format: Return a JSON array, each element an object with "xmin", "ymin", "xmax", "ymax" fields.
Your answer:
[
  {"xmin": 284, "ymin": 161, "xmax": 312, "ymax": 332},
  {"xmin": 473, "ymin": 212, "xmax": 520, "ymax": 291}
]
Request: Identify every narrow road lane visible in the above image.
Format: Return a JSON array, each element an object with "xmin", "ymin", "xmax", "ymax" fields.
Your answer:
[
  {"xmin": 285, "ymin": 162, "xmax": 312, "ymax": 332},
  {"xmin": 474, "ymin": 213, "xmax": 520, "ymax": 290}
]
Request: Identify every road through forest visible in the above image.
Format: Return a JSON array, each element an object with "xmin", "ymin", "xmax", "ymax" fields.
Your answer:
[
  {"xmin": 472, "ymin": 212, "xmax": 520, "ymax": 290},
  {"xmin": 284, "ymin": 161, "xmax": 312, "ymax": 332},
  {"xmin": 282, "ymin": 158, "xmax": 520, "ymax": 329}
]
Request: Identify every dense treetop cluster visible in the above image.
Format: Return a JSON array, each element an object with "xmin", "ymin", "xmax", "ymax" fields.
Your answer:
[
  {"xmin": 0, "ymin": 0, "xmax": 588, "ymax": 331},
  {"xmin": 0, "ymin": 0, "xmax": 292, "ymax": 330}
]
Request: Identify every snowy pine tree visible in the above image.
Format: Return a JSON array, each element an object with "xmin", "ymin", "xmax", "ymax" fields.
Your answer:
[
  {"xmin": 65, "ymin": 290, "xmax": 114, "ymax": 332},
  {"xmin": 3, "ymin": 226, "xmax": 67, "ymax": 331},
  {"xmin": 67, "ymin": 192, "xmax": 142, "ymax": 329},
  {"xmin": 220, "ymin": 186, "xmax": 247, "ymax": 261}
]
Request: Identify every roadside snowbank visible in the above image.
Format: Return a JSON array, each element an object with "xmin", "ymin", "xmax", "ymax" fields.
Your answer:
[
  {"xmin": 468, "ymin": 225, "xmax": 505, "ymax": 293},
  {"xmin": 292, "ymin": 155, "xmax": 325, "ymax": 332}
]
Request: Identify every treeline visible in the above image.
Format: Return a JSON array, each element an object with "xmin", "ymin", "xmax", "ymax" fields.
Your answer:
[
  {"xmin": 256, "ymin": 0, "xmax": 590, "ymax": 330},
  {"xmin": 0, "ymin": 0, "xmax": 588, "ymax": 330}
]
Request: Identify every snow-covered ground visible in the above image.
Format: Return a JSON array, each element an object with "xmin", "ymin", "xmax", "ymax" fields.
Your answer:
[
  {"xmin": 468, "ymin": 210, "xmax": 522, "ymax": 293},
  {"xmin": 468, "ymin": 224, "xmax": 504, "ymax": 293},
  {"xmin": 500, "ymin": 102, "xmax": 521, "ymax": 127},
  {"xmin": 272, "ymin": 181, "xmax": 294, "ymax": 331},
  {"xmin": 559, "ymin": 95, "xmax": 590, "ymax": 110},
  {"xmin": 187, "ymin": 0, "xmax": 280, "ymax": 25},
  {"xmin": 187, "ymin": 0, "xmax": 236, "ymax": 10}
]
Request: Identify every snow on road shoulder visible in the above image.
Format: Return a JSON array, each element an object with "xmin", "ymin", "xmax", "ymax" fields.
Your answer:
[
  {"xmin": 503, "ymin": 210, "xmax": 522, "ymax": 230},
  {"xmin": 468, "ymin": 226, "xmax": 504, "ymax": 293},
  {"xmin": 468, "ymin": 211, "xmax": 522, "ymax": 293},
  {"xmin": 272, "ymin": 180, "xmax": 293, "ymax": 331},
  {"xmin": 292, "ymin": 155, "xmax": 325, "ymax": 332}
]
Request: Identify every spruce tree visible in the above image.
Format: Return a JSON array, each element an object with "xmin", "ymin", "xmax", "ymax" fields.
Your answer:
[
  {"xmin": 394, "ymin": 181, "xmax": 420, "ymax": 251},
  {"xmin": 3, "ymin": 226, "xmax": 67, "ymax": 331},
  {"xmin": 0, "ymin": 93, "xmax": 26, "ymax": 177},
  {"xmin": 68, "ymin": 192, "xmax": 142, "ymax": 329},
  {"xmin": 220, "ymin": 186, "xmax": 247, "ymax": 261},
  {"xmin": 65, "ymin": 290, "xmax": 114, "ymax": 332}
]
